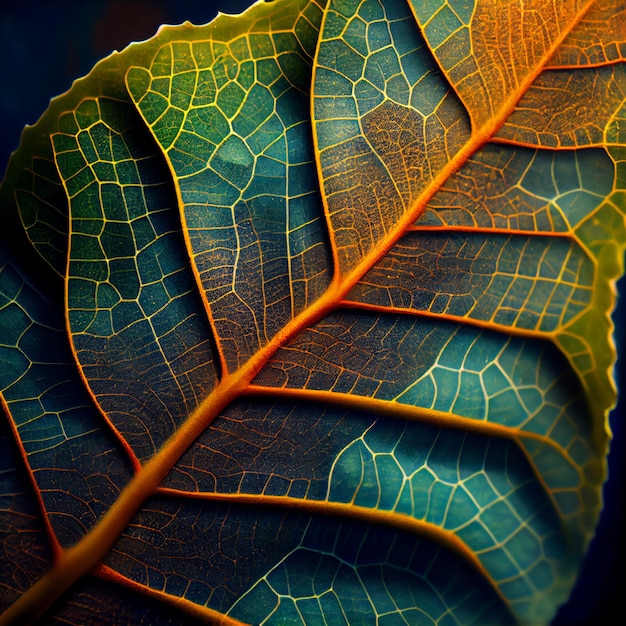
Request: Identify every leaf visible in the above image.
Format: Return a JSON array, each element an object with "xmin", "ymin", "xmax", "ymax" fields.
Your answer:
[{"xmin": 1, "ymin": 0, "xmax": 625, "ymax": 624}]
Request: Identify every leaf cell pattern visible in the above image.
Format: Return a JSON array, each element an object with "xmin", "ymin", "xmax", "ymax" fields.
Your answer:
[
  {"xmin": 53, "ymin": 97, "xmax": 218, "ymax": 461},
  {"xmin": 1, "ymin": 0, "xmax": 625, "ymax": 625},
  {"xmin": 127, "ymin": 0, "xmax": 332, "ymax": 371}
]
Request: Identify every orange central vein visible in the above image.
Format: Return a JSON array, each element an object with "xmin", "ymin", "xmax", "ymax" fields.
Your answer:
[{"xmin": 0, "ymin": 1, "xmax": 600, "ymax": 624}]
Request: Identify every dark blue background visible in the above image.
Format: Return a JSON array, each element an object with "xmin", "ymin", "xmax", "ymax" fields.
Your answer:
[{"xmin": 1, "ymin": 2, "xmax": 623, "ymax": 624}]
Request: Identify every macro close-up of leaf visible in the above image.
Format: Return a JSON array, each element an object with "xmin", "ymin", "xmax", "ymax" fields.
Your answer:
[{"xmin": 1, "ymin": 0, "xmax": 626, "ymax": 624}]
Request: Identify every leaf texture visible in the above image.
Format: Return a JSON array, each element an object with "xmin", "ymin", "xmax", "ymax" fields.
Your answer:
[{"xmin": 1, "ymin": 0, "xmax": 625, "ymax": 624}]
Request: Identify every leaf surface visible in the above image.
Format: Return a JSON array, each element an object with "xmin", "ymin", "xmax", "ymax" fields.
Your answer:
[{"xmin": 1, "ymin": 0, "xmax": 625, "ymax": 624}]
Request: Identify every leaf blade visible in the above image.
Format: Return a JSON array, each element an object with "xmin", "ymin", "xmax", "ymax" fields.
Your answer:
[{"xmin": 1, "ymin": 0, "xmax": 625, "ymax": 624}]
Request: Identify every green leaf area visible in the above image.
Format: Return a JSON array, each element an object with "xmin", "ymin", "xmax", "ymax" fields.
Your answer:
[{"xmin": 1, "ymin": 0, "xmax": 625, "ymax": 624}]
